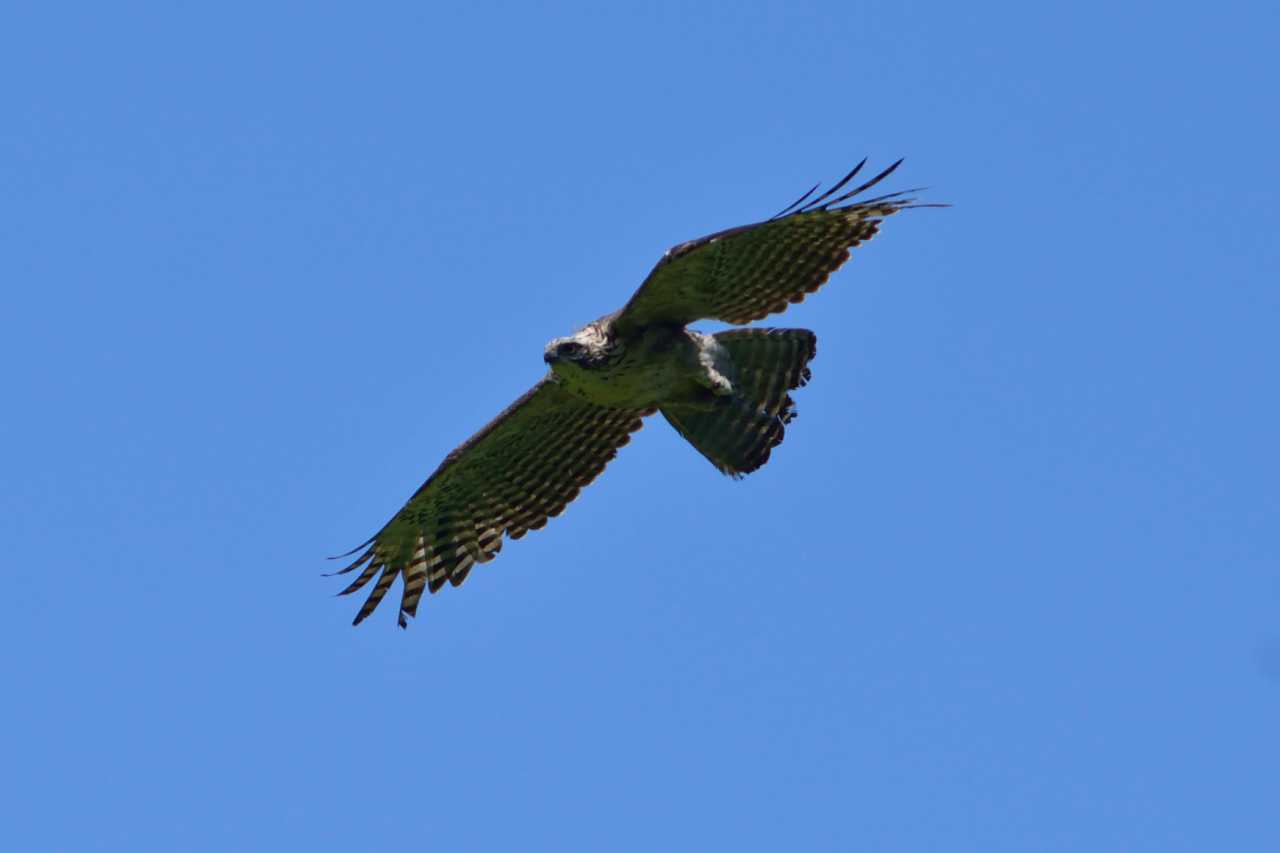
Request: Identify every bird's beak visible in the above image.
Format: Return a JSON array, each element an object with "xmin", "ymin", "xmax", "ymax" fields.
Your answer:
[{"xmin": 543, "ymin": 348, "xmax": 557, "ymax": 365}]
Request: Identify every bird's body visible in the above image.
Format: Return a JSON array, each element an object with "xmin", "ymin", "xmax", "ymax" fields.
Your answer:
[
  {"xmin": 545, "ymin": 317, "xmax": 731, "ymax": 410},
  {"xmin": 330, "ymin": 158, "xmax": 939, "ymax": 627}
]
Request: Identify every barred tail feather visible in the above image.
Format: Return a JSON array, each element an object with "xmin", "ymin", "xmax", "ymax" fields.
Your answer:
[
  {"xmin": 663, "ymin": 328, "xmax": 817, "ymax": 477},
  {"xmin": 661, "ymin": 398, "xmax": 785, "ymax": 478},
  {"xmin": 714, "ymin": 327, "xmax": 817, "ymax": 420}
]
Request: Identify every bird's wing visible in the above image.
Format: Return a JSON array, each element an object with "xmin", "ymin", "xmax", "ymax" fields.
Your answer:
[
  {"xmin": 615, "ymin": 159, "xmax": 935, "ymax": 332},
  {"xmin": 329, "ymin": 376, "xmax": 651, "ymax": 627}
]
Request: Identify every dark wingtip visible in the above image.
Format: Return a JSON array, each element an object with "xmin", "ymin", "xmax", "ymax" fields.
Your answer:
[
  {"xmin": 322, "ymin": 547, "xmax": 375, "ymax": 577},
  {"xmin": 827, "ymin": 185, "xmax": 920, "ymax": 210},
  {"xmin": 769, "ymin": 181, "xmax": 821, "ymax": 221},
  {"xmin": 327, "ymin": 534, "xmax": 376, "ymax": 560},
  {"xmin": 774, "ymin": 158, "xmax": 917, "ymax": 219},
  {"xmin": 846, "ymin": 158, "xmax": 904, "ymax": 198},
  {"xmin": 796, "ymin": 158, "xmax": 868, "ymax": 214}
]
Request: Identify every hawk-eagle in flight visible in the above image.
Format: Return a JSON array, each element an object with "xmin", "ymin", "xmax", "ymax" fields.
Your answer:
[{"xmin": 330, "ymin": 159, "xmax": 936, "ymax": 626}]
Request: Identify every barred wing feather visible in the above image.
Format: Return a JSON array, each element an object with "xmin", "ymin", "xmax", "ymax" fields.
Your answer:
[
  {"xmin": 329, "ymin": 377, "xmax": 650, "ymax": 627},
  {"xmin": 616, "ymin": 159, "xmax": 934, "ymax": 331}
]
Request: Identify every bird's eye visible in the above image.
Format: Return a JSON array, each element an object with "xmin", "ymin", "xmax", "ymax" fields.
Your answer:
[{"xmin": 559, "ymin": 341, "xmax": 585, "ymax": 357}]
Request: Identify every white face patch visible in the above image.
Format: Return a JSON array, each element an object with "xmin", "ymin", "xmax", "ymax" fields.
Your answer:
[
  {"xmin": 545, "ymin": 322, "xmax": 611, "ymax": 366},
  {"xmin": 573, "ymin": 325, "xmax": 608, "ymax": 350}
]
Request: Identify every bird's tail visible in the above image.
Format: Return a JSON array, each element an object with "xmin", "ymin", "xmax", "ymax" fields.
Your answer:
[{"xmin": 660, "ymin": 328, "xmax": 817, "ymax": 478}]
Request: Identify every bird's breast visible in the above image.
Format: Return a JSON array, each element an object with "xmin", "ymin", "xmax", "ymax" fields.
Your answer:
[{"xmin": 562, "ymin": 328, "xmax": 702, "ymax": 408}]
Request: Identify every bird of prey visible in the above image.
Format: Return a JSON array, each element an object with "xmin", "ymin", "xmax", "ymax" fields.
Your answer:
[{"xmin": 330, "ymin": 158, "xmax": 936, "ymax": 627}]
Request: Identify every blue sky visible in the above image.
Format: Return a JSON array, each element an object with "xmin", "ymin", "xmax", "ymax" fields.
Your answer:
[{"xmin": 3, "ymin": 2, "xmax": 1278, "ymax": 850}]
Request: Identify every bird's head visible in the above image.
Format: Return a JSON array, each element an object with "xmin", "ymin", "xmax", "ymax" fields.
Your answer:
[{"xmin": 543, "ymin": 322, "xmax": 613, "ymax": 378}]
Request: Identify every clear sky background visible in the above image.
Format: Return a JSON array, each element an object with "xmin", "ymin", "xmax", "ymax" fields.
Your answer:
[{"xmin": 3, "ymin": 2, "xmax": 1277, "ymax": 851}]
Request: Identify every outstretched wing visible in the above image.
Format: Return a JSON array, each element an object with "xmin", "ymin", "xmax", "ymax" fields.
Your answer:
[
  {"xmin": 329, "ymin": 377, "xmax": 651, "ymax": 627},
  {"xmin": 615, "ymin": 159, "xmax": 935, "ymax": 332}
]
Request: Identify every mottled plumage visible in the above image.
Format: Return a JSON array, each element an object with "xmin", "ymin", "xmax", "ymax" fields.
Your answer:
[{"xmin": 330, "ymin": 158, "xmax": 937, "ymax": 626}]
